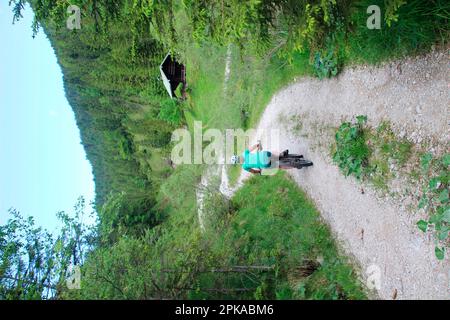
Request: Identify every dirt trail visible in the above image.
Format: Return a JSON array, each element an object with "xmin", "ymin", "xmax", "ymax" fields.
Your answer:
[{"xmin": 232, "ymin": 49, "xmax": 450, "ymax": 299}]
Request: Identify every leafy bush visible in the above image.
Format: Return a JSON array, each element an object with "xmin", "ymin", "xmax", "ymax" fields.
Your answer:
[
  {"xmin": 104, "ymin": 130, "xmax": 135, "ymax": 161},
  {"xmin": 313, "ymin": 48, "xmax": 338, "ymax": 79},
  {"xmin": 310, "ymin": 12, "xmax": 347, "ymax": 79},
  {"xmin": 0, "ymin": 198, "xmax": 96, "ymax": 300},
  {"xmin": 203, "ymin": 191, "xmax": 235, "ymax": 231},
  {"xmin": 184, "ymin": 0, "xmax": 275, "ymax": 51},
  {"xmin": 76, "ymin": 227, "xmax": 206, "ymax": 300},
  {"xmin": 417, "ymin": 153, "xmax": 449, "ymax": 260},
  {"xmin": 99, "ymin": 192, "xmax": 159, "ymax": 244},
  {"xmin": 158, "ymin": 99, "xmax": 183, "ymax": 126},
  {"xmin": 332, "ymin": 115, "xmax": 369, "ymax": 179},
  {"xmin": 279, "ymin": 1, "xmax": 342, "ymax": 62},
  {"xmin": 332, "ymin": 118, "xmax": 447, "ymax": 260}
]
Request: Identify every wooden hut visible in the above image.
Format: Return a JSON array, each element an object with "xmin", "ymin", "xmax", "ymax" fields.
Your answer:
[{"xmin": 160, "ymin": 53, "xmax": 186, "ymax": 99}]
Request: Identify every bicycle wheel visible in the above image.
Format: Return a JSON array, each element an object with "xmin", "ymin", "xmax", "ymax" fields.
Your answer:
[
  {"xmin": 287, "ymin": 154, "xmax": 304, "ymax": 159},
  {"xmin": 278, "ymin": 158, "xmax": 293, "ymax": 167},
  {"xmin": 297, "ymin": 159, "xmax": 313, "ymax": 167},
  {"xmin": 279, "ymin": 158, "xmax": 313, "ymax": 169}
]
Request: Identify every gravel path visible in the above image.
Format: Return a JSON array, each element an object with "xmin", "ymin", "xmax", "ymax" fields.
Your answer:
[{"xmin": 232, "ymin": 49, "xmax": 450, "ymax": 299}]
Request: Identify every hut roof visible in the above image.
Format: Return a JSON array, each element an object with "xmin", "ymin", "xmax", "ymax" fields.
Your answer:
[{"xmin": 160, "ymin": 53, "xmax": 173, "ymax": 98}]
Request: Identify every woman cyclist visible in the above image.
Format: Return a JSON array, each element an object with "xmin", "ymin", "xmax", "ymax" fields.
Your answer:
[{"xmin": 230, "ymin": 142, "xmax": 292, "ymax": 175}]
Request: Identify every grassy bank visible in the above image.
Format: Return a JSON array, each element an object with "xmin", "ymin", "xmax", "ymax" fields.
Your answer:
[
  {"xmin": 199, "ymin": 172, "xmax": 367, "ymax": 299},
  {"xmin": 74, "ymin": 170, "xmax": 366, "ymax": 299}
]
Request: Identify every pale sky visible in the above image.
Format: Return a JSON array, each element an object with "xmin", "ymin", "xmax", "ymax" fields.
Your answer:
[{"xmin": 0, "ymin": 3, "xmax": 96, "ymax": 232}]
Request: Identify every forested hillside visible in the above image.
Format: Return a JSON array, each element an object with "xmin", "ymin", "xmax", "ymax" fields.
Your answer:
[
  {"xmin": 2, "ymin": 0, "xmax": 447, "ymax": 300},
  {"xmin": 41, "ymin": 8, "xmax": 177, "ymax": 234}
]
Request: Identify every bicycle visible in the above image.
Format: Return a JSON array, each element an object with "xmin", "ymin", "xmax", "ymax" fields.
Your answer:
[
  {"xmin": 230, "ymin": 141, "xmax": 313, "ymax": 174},
  {"xmin": 278, "ymin": 152, "xmax": 314, "ymax": 169},
  {"xmin": 257, "ymin": 140, "xmax": 313, "ymax": 170}
]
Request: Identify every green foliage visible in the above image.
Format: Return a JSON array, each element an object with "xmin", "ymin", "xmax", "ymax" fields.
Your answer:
[
  {"xmin": 347, "ymin": 0, "xmax": 450, "ymax": 64},
  {"xmin": 11, "ymin": 0, "xmax": 448, "ymax": 228},
  {"xmin": 61, "ymin": 172, "xmax": 365, "ymax": 300},
  {"xmin": 178, "ymin": 172, "xmax": 365, "ymax": 300},
  {"xmin": 417, "ymin": 153, "xmax": 449, "ymax": 260},
  {"xmin": 184, "ymin": 0, "xmax": 275, "ymax": 50},
  {"xmin": 98, "ymin": 191, "xmax": 161, "ymax": 244},
  {"xmin": 0, "ymin": 210, "xmax": 55, "ymax": 299},
  {"xmin": 73, "ymin": 226, "xmax": 209, "ymax": 299},
  {"xmin": 12, "ymin": 1, "xmax": 178, "ymax": 226},
  {"xmin": 365, "ymin": 121, "xmax": 412, "ymax": 189},
  {"xmin": 0, "ymin": 197, "xmax": 96, "ymax": 300},
  {"xmin": 332, "ymin": 115, "xmax": 369, "ymax": 179},
  {"xmin": 223, "ymin": 173, "xmax": 366, "ymax": 299},
  {"xmin": 69, "ymin": 226, "xmax": 207, "ymax": 299},
  {"xmin": 313, "ymin": 48, "xmax": 338, "ymax": 79},
  {"xmin": 310, "ymin": 14, "xmax": 346, "ymax": 79},
  {"xmin": 103, "ymin": 130, "xmax": 134, "ymax": 161},
  {"xmin": 332, "ymin": 118, "xmax": 447, "ymax": 260},
  {"xmin": 8, "ymin": 0, "xmax": 449, "ymax": 300},
  {"xmin": 176, "ymin": 0, "xmax": 449, "ymax": 68},
  {"xmin": 202, "ymin": 191, "xmax": 235, "ymax": 231},
  {"xmin": 158, "ymin": 99, "xmax": 183, "ymax": 125},
  {"xmin": 171, "ymin": 0, "xmax": 346, "ymax": 64},
  {"xmin": 281, "ymin": 0, "xmax": 341, "ymax": 58},
  {"xmin": 384, "ymin": 0, "xmax": 407, "ymax": 27},
  {"xmin": 332, "ymin": 118, "xmax": 415, "ymax": 191}
]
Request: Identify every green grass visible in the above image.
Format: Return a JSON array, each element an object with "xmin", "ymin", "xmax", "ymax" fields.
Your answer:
[
  {"xmin": 185, "ymin": 45, "xmax": 313, "ymax": 130},
  {"xmin": 153, "ymin": 158, "xmax": 366, "ymax": 299},
  {"xmin": 195, "ymin": 172, "xmax": 366, "ymax": 299},
  {"xmin": 345, "ymin": 0, "xmax": 449, "ymax": 65},
  {"xmin": 185, "ymin": 45, "xmax": 238, "ymax": 129},
  {"xmin": 184, "ymin": 44, "xmax": 313, "ymax": 186},
  {"xmin": 71, "ymin": 167, "xmax": 367, "ymax": 299},
  {"xmin": 156, "ymin": 164, "xmax": 203, "ymax": 221},
  {"xmin": 366, "ymin": 122, "xmax": 413, "ymax": 189},
  {"xmin": 238, "ymin": 51, "xmax": 314, "ymax": 130}
]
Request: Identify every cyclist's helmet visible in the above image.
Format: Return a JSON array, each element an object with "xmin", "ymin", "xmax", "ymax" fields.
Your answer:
[{"xmin": 230, "ymin": 155, "xmax": 240, "ymax": 164}]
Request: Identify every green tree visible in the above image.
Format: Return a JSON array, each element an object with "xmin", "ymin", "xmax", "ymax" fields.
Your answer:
[{"xmin": 0, "ymin": 197, "xmax": 96, "ymax": 299}]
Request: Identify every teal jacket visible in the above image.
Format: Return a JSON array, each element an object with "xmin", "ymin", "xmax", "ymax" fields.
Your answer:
[{"xmin": 242, "ymin": 149, "xmax": 272, "ymax": 172}]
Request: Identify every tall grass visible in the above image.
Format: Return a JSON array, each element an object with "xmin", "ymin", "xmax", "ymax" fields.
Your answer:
[
  {"xmin": 196, "ymin": 172, "xmax": 367, "ymax": 299},
  {"xmin": 346, "ymin": 0, "xmax": 449, "ymax": 64}
]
